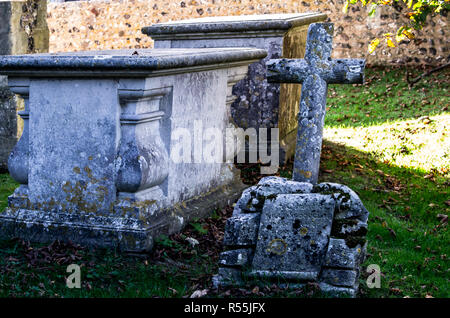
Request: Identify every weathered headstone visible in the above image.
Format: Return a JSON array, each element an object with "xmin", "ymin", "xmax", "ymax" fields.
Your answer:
[
  {"xmin": 142, "ymin": 13, "xmax": 327, "ymax": 164},
  {"xmin": 214, "ymin": 23, "xmax": 369, "ymax": 297},
  {"xmin": 0, "ymin": 47, "xmax": 266, "ymax": 251},
  {"xmin": 267, "ymin": 23, "xmax": 365, "ymax": 184},
  {"xmin": 0, "ymin": 0, "xmax": 49, "ymax": 170},
  {"xmin": 250, "ymin": 194, "xmax": 335, "ymax": 280}
]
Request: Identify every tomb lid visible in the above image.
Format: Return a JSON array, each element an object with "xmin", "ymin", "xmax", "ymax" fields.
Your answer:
[
  {"xmin": 142, "ymin": 13, "xmax": 327, "ymax": 39},
  {"xmin": 0, "ymin": 48, "xmax": 267, "ymax": 77}
]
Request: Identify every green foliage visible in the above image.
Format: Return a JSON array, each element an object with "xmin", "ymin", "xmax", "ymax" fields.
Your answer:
[
  {"xmin": 190, "ymin": 222, "xmax": 209, "ymax": 235},
  {"xmin": 343, "ymin": 0, "xmax": 450, "ymax": 52},
  {"xmin": 0, "ymin": 174, "xmax": 18, "ymax": 211},
  {"xmin": 154, "ymin": 235, "xmax": 177, "ymax": 248}
]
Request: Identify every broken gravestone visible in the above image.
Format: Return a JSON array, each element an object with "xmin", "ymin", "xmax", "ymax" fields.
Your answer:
[
  {"xmin": 213, "ymin": 23, "xmax": 368, "ymax": 297},
  {"xmin": 213, "ymin": 177, "xmax": 369, "ymax": 297}
]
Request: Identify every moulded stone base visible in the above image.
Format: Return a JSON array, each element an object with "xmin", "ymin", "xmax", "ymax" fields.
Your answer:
[
  {"xmin": 1, "ymin": 208, "xmax": 154, "ymax": 252},
  {"xmin": 0, "ymin": 180, "xmax": 247, "ymax": 252},
  {"xmin": 319, "ymin": 282, "xmax": 358, "ymax": 298},
  {"xmin": 0, "ymin": 208, "xmax": 16, "ymax": 241},
  {"xmin": 248, "ymin": 270, "xmax": 318, "ymax": 281},
  {"xmin": 212, "ymin": 267, "xmax": 244, "ymax": 288}
]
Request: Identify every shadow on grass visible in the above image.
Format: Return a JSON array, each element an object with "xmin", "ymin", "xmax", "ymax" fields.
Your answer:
[{"xmin": 319, "ymin": 140, "xmax": 448, "ymax": 298}]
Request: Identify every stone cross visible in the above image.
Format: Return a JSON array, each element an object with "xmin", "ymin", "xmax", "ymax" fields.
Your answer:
[{"xmin": 267, "ymin": 23, "xmax": 365, "ymax": 184}]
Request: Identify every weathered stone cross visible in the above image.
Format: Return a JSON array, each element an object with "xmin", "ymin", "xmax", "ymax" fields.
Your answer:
[{"xmin": 267, "ymin": 23, "xmax": 365, "ymax": 184}]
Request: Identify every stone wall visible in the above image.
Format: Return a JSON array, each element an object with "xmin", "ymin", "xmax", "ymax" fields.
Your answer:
[
  {"xmin": 46, "ymin": 0, "xmax": 448, "ymax": 66},
  {"xmin": 0, "ymin": 0, "xmax": 49, "ymax": 170},
  {"xmin": 0, "ymin": 78, "xmax": 18, "ymax": 172}
]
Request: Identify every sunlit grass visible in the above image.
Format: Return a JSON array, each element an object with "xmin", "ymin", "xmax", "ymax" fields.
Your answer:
[
  {"xmin": 324, "ymin": 114, "xmax": 450, "ymax": 178},
  {"xmin": 326, "ymin": 67, "xmax": 449, "ymax": 128}
]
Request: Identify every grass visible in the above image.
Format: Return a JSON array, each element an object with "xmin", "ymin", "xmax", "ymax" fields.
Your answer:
[
  {"xmin": 0, "ymin": 173, "xmax": 17, "ymax": 212},
  {"xmin": 320, "ymin": 67, "xmax": 449, "ymax": 298},
  {"xmin": 0, "ymin": 67, "xmax": 448, "ymax": 298},
  {"xmin": 326, "ymin": 67, "xmax": 448, "ymax": 128}
]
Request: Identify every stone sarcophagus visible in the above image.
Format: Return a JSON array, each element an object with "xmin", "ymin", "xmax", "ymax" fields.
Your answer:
[
  {"xmin": 142, "ymin": 13, "xmax": 327, "ymax": 163},
  {"xmin": 0, "ymin": 47, "xmax": 266, "ymax": 251}
]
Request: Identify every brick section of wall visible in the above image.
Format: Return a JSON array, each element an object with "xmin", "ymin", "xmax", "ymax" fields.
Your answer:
[{"xmin": 47, "ymin": 0, "xmax": 448, "ymax": 65}]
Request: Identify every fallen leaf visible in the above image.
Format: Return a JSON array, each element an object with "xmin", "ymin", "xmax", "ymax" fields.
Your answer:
[
  {"xmin": 185, "ymin": 237, "xmax": 199, "ymax": 248},
  {"xmin": 168, "ymin": 287, "xmax": 178, "ymax": 295},
  {"xmin": 190, "ymin": 289, "xmax": 208, "ymax": 298},
  {"xmin": 388, "ymin": 228, "xmax": 397, "ymax": 239},
  {"xmin": 437, "ymin": 214, "xmax": 448, "ymax": 224}
]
